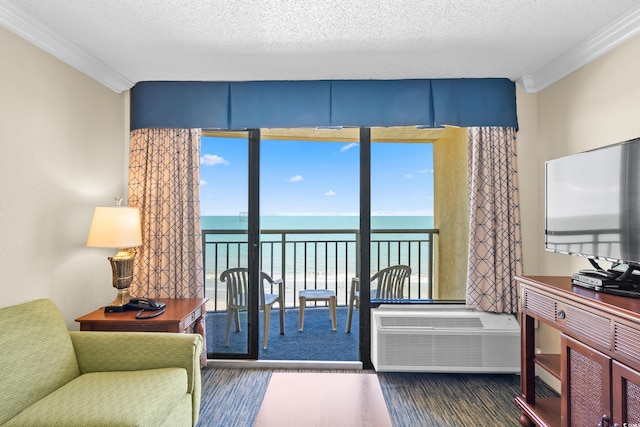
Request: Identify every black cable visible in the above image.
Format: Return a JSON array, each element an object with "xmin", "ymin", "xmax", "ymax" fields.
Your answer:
[{"xmin": 135, "ymin": 308, "xmax": 165, "ymax": 319}]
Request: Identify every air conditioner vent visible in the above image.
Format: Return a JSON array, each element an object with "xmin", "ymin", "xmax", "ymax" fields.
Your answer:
[
  {"xmin": 379, "ymin": 316, "xmax": 483, "ymax": 329},
  {"xmin": 371, "ymin": 307, "xmax": 520, "ymax": 373}
]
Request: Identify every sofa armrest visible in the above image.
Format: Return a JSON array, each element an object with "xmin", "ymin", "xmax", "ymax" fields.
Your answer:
[
  {"xmin": 69, "ymin": 331, "xmax": 202, "ymax": 424},
  {"xmin": 70, "ymin": 331, "xmax": 201, "ymax": 374}
]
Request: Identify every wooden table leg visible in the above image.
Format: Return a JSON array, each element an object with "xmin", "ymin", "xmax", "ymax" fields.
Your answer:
[{"xmin": 193, "ymin": 315, "xmax": 207, "ymax": 368}]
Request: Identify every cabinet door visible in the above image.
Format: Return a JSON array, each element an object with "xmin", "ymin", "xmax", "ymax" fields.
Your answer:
[
  {"xmin": 612, "ymin": 360, "xmax": 640, "ymax": 425},
  {"xmin": 561, "ymin": 334, "xmax": 611, "ymax": 427}
]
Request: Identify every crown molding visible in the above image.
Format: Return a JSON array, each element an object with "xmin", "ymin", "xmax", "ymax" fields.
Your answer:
[
  {"xmin": 518, "ymin": 5, "xmax": 640, "ymax": 93},
  {"xmin": 0, "ymin": 0, "xmax": 133, "ymax": 93}
]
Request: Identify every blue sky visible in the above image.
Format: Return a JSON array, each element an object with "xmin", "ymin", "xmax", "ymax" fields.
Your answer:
[{"xmin": 200, "ymin": 136, "xmax": 434, "ymax": 216}]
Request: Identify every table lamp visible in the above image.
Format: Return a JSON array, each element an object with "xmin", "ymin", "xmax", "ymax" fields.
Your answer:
[{"xmin": 86, "ymin": 204, "xmax": 143, "ymax": 311}]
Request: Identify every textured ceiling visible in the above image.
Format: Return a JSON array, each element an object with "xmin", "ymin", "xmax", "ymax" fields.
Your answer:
[{"xmin": 1, "ymin": 0, "xmax": 640, "ymax": 93}]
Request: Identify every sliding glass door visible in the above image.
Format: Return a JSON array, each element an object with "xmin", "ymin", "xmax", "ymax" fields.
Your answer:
[{"xmin": 202, "ymin": 130, "xmax": 261, "ymax": 359}]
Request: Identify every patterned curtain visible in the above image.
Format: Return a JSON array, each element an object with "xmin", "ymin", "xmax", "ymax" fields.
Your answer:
[
  {"xmin": 128, "ymin": 128, "xmax": 204, "ymax": 299},
  {"xmin": 466, "ymin": 127, "xmax": 523, "ymax": 313}
]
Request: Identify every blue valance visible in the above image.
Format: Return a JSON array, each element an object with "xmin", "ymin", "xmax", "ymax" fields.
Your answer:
[
  {"xmin": 230, "ymin": 81, "xmax": 331, "ymax": 129},
  {"xmin": 431, "ymin": 79, "xmax": 517, "ymax": 128},
  {"xmin": 331, "ymin": 79, "xmax": 433, "ymax": 127},
  {"xmin": 130, "ymin": 78, "xmax": 517, "ymax": 130},
  {"xmin": 130, "ymin": 81, "xmax": 229, "ymax": 129}
]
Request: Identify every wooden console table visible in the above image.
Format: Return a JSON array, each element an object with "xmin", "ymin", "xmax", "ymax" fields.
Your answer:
[
  {"xmin": 515, "ymin": 276, "xmax": 640, "ymax": 427},
  {"xmin": 75, "ymin": 298, "xmax": 208, "ymax": 367}
]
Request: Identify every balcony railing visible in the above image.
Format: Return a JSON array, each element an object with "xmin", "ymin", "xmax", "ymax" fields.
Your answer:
[{"xmin": 202, "ymin": 228, "xmax": 438, "ymax": 311}]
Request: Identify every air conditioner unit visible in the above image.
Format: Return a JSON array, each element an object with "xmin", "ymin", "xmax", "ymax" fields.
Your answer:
[{"xmin": 371, "ymin": 304, "xmax": 520, "ymax": 373}]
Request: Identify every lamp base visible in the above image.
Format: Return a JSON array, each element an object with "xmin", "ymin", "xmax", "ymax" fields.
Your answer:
[
  {"xmin": 104, "ymin": 248, "xmax": 136, "ymax": 313},
  {"xmin": 104, "ymin": 288, "xmax": 132, "ymax": 313}
]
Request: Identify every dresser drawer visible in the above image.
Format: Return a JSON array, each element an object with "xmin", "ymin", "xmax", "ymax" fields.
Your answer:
[
  {"xmin": 523, "ymin": 287, "xmax": 557, "ymax": 322},
  {"xmin": 559, "ymin": 303, "xmax": 611, "ymax": 351},
  {"xmin": 185, "ymin": 306, "xmax": 203, "ymax": 327}
]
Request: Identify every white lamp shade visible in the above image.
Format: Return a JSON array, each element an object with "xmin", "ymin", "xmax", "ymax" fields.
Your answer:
[{"xmin": 86, "ymin": 206, "xmax": 143, "ymax": 248}]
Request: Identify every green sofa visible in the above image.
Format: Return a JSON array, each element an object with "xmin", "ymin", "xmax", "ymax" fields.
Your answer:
[{"xmin": 0, "ymin": 299, "xmax": 202, "ymax": 426}]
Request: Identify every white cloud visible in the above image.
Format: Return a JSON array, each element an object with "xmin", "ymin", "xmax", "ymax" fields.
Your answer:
[
  {"xmin": 405, "ymin": 174, "xmax": 413, "ymax": 179},
  {"xmin": 325, "ymin": 190, "xmax": 336, "ymax": 196},
  {"xmin": 289, "ymin": 175, "xmax": 303, "ymax": 182},
  {"xmin": 200, "ymin": 179, "xmax": 207, "ymax": 186},
  {"xmin": 340, "ymin": 142, "xmax": 358, "ymax": 152},
  {"xmin": 201, "ymin": 154, "xmax": 229, "ymax": 166}
]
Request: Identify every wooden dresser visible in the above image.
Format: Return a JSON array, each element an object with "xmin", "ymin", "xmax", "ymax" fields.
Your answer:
[{"xmin": 515, "ymin": 276, "xmax": 640, "ymax": 427}]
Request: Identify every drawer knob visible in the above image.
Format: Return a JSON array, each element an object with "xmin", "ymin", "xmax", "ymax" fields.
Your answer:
[{"xmin": 557, "ymin": 310, "xmax": 566, "ymax": 319}]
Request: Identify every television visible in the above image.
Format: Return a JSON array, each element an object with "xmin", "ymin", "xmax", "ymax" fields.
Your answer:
[{"xmin": 545, "ymin": 137, "xmax": 640, "ymax": 273}]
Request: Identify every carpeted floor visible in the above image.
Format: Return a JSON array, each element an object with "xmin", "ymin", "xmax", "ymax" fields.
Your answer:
[
  {"xmin": 206, "ymin": 306, "xmax": 359, "ymax": 360},
  {"xmin": 202, "ymin": 307, "xmax": 557, "ymax": 425},
  {"xmin": 197, "ymin": 368, "xmax": 559, "ymax": 427}
]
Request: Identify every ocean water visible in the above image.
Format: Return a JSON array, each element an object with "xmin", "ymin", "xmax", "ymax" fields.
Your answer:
[
  {"xmin": 202, "ymin": 215, "xmax": 435, "ymax": 309},
  {"xmin": 201, "ymin": 215, "xmax": 434, "ymax": 231}
]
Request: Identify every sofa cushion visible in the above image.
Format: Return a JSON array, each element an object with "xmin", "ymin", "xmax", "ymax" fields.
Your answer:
[
  {"xmin": 4, "ymin": 368, "xmax": 189, "ymax": 427},
  {"xmin": 158, "ymin": 394, "xmax": 193, "ymax": 427},
  {"xmin": 0, "ymin": 299, "xmax": 81, "ymax": 425},
  {"xmin": 69, "ymin": 331, "xmax": 203, "ymax": 426}
]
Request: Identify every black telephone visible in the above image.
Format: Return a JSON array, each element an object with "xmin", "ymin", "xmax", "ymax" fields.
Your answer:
[
  {"xmin": 125, "ymin": 298, "xmax": 166, "ymax": 311},
  {"xmin": 124, "ymin": 298, "xmax": 166, "ymax": 319}
]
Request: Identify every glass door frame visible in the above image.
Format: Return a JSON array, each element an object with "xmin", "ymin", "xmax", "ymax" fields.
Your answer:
[
  {"xmin": 358, "ymin": 127, "xmax": 372, "ymax": 368},
  {"xmin": 246, "ymin": 128, "xmax": 261, "ymax": 359}
]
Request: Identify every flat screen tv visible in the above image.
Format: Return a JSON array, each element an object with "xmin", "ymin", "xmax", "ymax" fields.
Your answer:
[{"xmin": 545, "ymin": 137, "xmax": 640, "ymax": 270}]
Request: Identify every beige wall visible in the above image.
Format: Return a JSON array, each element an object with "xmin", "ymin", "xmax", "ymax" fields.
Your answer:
[
  {"xmin": 433, "ymin": 127, "xmax": 469, "ymax": 299},
  {"xmin": 0, "ymin": 27, "xmax": 128, "ymax": 328}
]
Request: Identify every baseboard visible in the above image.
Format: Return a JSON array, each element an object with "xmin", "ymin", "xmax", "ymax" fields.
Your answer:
[{"xmin": 206, "ymin": 359, "xmax": 363, "ymax": 370}]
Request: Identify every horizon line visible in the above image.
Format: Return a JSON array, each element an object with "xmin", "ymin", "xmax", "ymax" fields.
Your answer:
[{"xmin": 201, "ymin": 213, "xmax": 435, "ymax": 217}]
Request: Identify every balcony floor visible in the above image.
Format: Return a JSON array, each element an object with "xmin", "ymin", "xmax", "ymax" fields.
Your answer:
[{"xmin": 205, "ymin": 306, "xmax": 359, "ymax": 361}]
